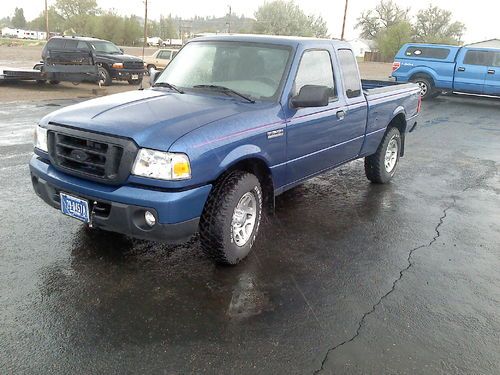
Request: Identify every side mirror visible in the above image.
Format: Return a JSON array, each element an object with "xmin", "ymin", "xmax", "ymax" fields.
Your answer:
[
  {"xmin": 119, "ymin": 48, "xmax": 124, "ymax": 54},
  {"xmin": 149, "ymin": 69, "xmax": 162, "ymax": 86},
  {"xmin": 291, "ymin": 85, "xmax": 330, "ymax": 108}
]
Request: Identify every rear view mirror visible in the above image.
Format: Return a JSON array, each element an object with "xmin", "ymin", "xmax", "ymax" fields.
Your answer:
[
  {"xmin": 149, "ymin": 69, "xmax": 161, "ymax": 87},
  {"xmin": 291, "ymin": 85, "xmax": 330, "ymax": 108}
]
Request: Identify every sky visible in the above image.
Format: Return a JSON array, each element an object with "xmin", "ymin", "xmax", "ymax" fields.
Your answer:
[{"xmin": 1, "ymin": 0, "xmax": 498, "ymax": 43}]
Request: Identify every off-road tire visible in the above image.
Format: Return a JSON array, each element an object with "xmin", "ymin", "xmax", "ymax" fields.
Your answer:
[
  {"xmin": 98, "ymin": 66, "xmax": 112, "ymax": 86},
  {"xmin": 199, "ymin": 171, "xmax": 263, "ymax": 265},
  {"xmin": 364, "ymin": 127, "xmax": 401, "ymax": 184}
]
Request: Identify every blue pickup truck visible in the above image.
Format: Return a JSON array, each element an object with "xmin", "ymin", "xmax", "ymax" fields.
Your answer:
[
  {"xmin": 30, "ymin": 35, "xmax": 420, "ymax": 264},
  {"xmin": 392, "ymin": 43, "xmax": 500, "ymax": 99}
]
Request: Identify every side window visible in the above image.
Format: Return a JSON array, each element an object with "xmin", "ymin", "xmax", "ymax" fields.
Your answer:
[
  {"xmin": 158, "ymin": 51, "xmax": 167, "ymax": 59},
  {"xmin": 294, "ymin": 50, "xmax": 335, "ymax": 98},
  {"xmin": 48, "ymin": 38, "xmax": 65, "ymax": 49},
  {"xmin": 464, "ymin": 50, "xmax": 494, "ymax": 66},
  {"xmin": 494, "ymin": 52, "xmax": 500, "ymax": 68},
  {"xmin": 337, "ymin": 49, "xmax": 362, "ymax": 99},
  {"xmin": 404, "ymin": 46, "xmax": 450, "ymax": 59},
  {"xmin": 76, "ymin": 41, "xmax": 90, "ymax": 50},
  {"xmin": 64, "ymin": 40, "xmax": 78, "ymax": 49}
]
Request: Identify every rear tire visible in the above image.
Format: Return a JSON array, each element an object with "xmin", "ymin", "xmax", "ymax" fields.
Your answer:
[
  {"xmin": 411, "ymin": 76, "xmax": 435, "ymax": 100},
  {"xmin": 365, "ymin": 127, "xmax": 401, "ymax": 184},
  {"xmin": 199, "ymin": 171, "xmax": 263, "ymax": 265},
  {"xmin": 49, "ymin": 80, "xmax": 60, "ymax": 85}
]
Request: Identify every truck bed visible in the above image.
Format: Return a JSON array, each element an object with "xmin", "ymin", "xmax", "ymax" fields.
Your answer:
[{"xmin": 362, "ymin": 79, "xmax": 418, "ymax": 95}]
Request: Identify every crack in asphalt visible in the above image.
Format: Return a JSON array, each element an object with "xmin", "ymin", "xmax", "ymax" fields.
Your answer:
[{"xmin": 313, "ymin": 198, "xmax": 457, "ymax": 374}]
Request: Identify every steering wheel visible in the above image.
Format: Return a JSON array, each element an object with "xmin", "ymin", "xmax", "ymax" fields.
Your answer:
[{"xmin": 255, "ymin": 76, "xmax": 277, "ymax": 86}]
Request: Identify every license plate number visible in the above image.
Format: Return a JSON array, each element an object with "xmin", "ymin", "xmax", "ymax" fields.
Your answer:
[
  {"xmin": 131, "ymin": 74, "xmax": 139, "ymax": 79},
  {"xmin": 60, "ymin": 193, "xmax": 90, "ymax": 223}
]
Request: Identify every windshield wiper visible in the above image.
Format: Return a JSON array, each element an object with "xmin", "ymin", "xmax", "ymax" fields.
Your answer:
[
  {"xmin": 192, "ymin": 84, "xmax": 255, "ymax": 103},
  {"xmin": 153, "ymin": 82, "xmax": 184, "ymax": 94}
]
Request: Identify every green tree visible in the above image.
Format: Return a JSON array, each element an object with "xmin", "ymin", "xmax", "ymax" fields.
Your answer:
[
  {"xmin": 12, "ymin": 7, "xmax": 27, "ymax": 28},
  {"xmin": 376, "ymin": 21, "xmax": 413, "ymax": 59},
  {"xmin": 414, "ymin": 5, "xmax": 465, "ymax": 44},
  {"xmin": 28, "ymin": 6, "xmax": 65, "ymax": 33},
  {"xmin": 356, "ymin": 0, "xmax": 410, "ymax": 39},
  {"xmin": 55, "ymin": 0, "xmax": 99, "ymax": 34},
  {"xmin": 159, "ymin": 15, "xmax": 178, "ymax": 39},
  {"xmin": 253, "ymin": 0, "xmax": 329, "ymax": 38}
]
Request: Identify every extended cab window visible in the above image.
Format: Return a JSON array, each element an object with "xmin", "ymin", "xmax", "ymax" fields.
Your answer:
[
  {"xmin": 294, "ymin": 50, "xmax": 335, "ymax": 98},
  {"xmin": 405, "ymin": 46, "xmax": 450, "ymax": 59},
  {"xmin": 464, "ymin": 50, "xmax": 495, "ymax": 66},
  {"xmin": 493, "ymin": 52, "xmax": 500, "ymax": 67},
  {"xmin": 337, "ymin": 49, "xmax": 362, "ymax": 99}
]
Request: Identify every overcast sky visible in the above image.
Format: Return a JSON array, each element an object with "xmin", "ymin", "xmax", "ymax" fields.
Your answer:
[{"xmin": 1, "ymin": 0, "xmax": 498, "ymax": 43}]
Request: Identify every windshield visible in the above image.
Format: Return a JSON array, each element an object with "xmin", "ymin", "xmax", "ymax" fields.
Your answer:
[
  {"xmin": 155, "ymin": 41, "xmax": 291, "ymax": 100},
  {"xmin": 90, "ymin": 41, "xmax": 122, "ymax": 54}
]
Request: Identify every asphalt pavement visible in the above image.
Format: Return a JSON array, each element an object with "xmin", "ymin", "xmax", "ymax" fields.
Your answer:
[{"xmin": 0, "ymin": 95, "xmax": 499, "ymax": 374}]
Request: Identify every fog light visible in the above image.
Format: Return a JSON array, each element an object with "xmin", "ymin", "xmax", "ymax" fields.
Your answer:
[{"xmin": 144, "ymin": 211, "xmax": 156, "ymax": 227}]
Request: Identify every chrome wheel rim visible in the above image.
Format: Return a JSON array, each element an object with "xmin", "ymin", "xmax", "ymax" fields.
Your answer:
[
  {"xmin": 417, "ymin": 81, "xmax": 428, "ymax": 96},
  {"xmin": 384, "ymin": 136, "xmax": 398, "ymax": 172},
  {"xmin": 231, "ymin": 192, "xmax": 257, "ymax": 247}
]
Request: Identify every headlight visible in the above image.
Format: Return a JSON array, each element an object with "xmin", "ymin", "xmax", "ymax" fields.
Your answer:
[
  {"xmin": 34, "ymin": 125, "xmax": 48, "ymax": 152},
  {"xmin": 132, "ymin": 149, "xmax": 191, "ymax": 180},
  {"xmin": 112, "ymin": 63, "xmax": 124, "ymax": 69}
]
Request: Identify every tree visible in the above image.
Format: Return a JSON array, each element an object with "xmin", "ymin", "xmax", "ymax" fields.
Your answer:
[
  {"xmin": 12, "ymin": 7, "xmax": 27, "ymax": 28},
  {"xmin": 376, "ymin": 21, "xmax": 413, "ymax": 59},
  {"xmin": 55, "ymin": 0, "xmax": 99, "ymax": 34},
  {"xmin": 356, "ymin": 0, "xmax": 410, "ymax": 39},
  {"xmin": 28, "ymin": 6, "xmax": 65, "ymax": 33},
  {"xmin": 414, "ymin": 5, "xmax": 465, "ymax": 44},
  {"xmin": 253, "ymin": 0, "xmax": 329, "ymax": 38}
]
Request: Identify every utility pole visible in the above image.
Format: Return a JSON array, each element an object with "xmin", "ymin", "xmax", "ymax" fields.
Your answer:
[
  {"xmin": 45, "ymin": 0, "xmax": 49, "ymax": 40},
  {"xmin": 142, "ymin": 0, "xmax": 148, "ymax": 59},
  {"xmin": 341, "ymin": 0, "xmax": 348, "ymax": 40},
  {"xmin": 227, "ymin": 5, "xmax": 232, "ymax": 34}
]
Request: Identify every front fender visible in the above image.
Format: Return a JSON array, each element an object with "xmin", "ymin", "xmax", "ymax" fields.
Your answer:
[{"xmin": 218, "ymin": 144, "xmax": 271, "ymax": 172}]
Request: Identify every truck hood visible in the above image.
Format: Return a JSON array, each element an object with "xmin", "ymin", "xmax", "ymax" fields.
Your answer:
[
  {"xmin": 40, "ymin": 89, "xmax": 244, "ymax": 150},
  {"xmin": 95, "ymin": 53, "xmax": 143, "ymax": 62}
]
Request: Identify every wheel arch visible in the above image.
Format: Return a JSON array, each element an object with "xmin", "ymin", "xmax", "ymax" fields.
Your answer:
[
  {"xmin": 387, "ymin": 112, "xmax": 407, "ymax": 157},
  {"xmin": 215, "ymin": 147, "xmax": 275, "ymax": 212}
]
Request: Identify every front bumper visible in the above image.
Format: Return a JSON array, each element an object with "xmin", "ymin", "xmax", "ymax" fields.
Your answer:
[
  {"xmin": 109, "ymin": 68, "xmax": 145, "ymax": 81},
  {"xmin": 29, "ymin": 156, "xmax": 212, "ymax": 243}
]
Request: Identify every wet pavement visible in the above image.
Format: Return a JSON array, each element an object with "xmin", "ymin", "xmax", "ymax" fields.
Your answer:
[{"xmin": 0, "ymin": 96, "xmax": 499, "ymax": 374}]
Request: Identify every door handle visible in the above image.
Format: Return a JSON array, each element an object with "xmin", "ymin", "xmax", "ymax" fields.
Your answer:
[
  {"xmin": 457, "ymin": 67, "xmax": 465, "ymax": 72},
  {"xmin": 488, "ymin": 69, "xmax": 495, "ymax": 74},
  {"xmin": 336, "ymin": 110, "xmax": 346, "ymax": 120}
]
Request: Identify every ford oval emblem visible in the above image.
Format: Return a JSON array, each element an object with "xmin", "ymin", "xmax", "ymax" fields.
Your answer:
[{"xmin": 70, "ymin": 149, "xmax": 88, "ymax": 162}]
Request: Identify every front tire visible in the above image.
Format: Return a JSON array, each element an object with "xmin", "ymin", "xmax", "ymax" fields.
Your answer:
[
  {"xmin": 365, "ymin": 127, "xmax": 401, "ymax": 184},
  {"xmin": 98, "ymin": 66, "xmax": 112, "ymax": 86},
  {"xmin": 199, "ymin": 171, "xmax": 263, "ymax": 265}
]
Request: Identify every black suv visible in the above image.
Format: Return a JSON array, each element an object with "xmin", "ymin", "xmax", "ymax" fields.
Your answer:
[{"xmin": 42, "ymin": 36, "xmax": 145, "ymax": 86}]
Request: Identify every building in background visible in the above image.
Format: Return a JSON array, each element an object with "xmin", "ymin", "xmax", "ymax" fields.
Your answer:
[
  {"xmin": 1, "ymin": 27, "xmax": 47, "ymax": 40},
  {"xmin": 348, "ymin": 38, "xmax": 375, "ymax": 57},
  {"xmin": 466, "ymin": 39, "xmax": 500, "ymax": 48}
]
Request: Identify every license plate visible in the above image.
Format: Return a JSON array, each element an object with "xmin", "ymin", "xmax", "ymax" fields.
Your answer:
[
  {"xmin": 131, "ymin": 74, "xmax": 139, "ymax": 80},
  {"xmin": 60, "ymin": 193, "xmax": 90, "ymax": 223}
]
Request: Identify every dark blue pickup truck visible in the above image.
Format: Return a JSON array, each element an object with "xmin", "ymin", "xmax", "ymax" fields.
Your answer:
[{"xmin": 30, "ymin": 35, "xmax": 420, "ymax": 264}]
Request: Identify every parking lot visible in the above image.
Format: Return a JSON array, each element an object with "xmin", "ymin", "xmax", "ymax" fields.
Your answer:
[{"xmin": 0, "ymin": 87, "xmax": 499, "ymax": 373}]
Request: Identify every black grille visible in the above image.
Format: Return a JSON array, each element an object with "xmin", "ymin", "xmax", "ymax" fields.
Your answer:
[
  {"xmin": 47, "ymin": 125, "xmax": 138, "ymax": 185},
  {"xmin": 123, "ymin": 61, "xmax": 144, "ymax": 70}
]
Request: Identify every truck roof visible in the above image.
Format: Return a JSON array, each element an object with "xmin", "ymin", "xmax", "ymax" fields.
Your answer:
[{"xmin": 190, "ymin": 34, "xmax": 352, "ymax": 49}]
